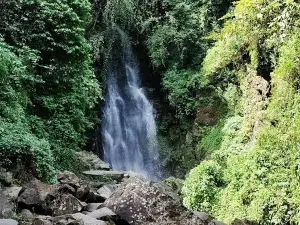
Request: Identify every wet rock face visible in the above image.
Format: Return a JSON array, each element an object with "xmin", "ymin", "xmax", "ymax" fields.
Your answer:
[
  {"xmin": 103, "ymin": 177, "xmax": 206, "ymax": 225},
  {"xmin": 196, "ymin": 107, "xmax": 219, "ymax": 126}
]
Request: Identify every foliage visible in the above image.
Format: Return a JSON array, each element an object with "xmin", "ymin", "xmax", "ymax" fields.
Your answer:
[
  {"xmin": 146, "ymin": 0, "xmax": 231, "ymax": 69},
  {"xmin": 182, "ymin": 160, "xmax": 224, "ymax": 212},
  {"xmin": 162, "ymin": 69, "xmax": 203, "ymax": 115},
  {"xmin": 0, "ymin": 0, "xmax": 101, "ymax": 182},
  {"xmin": 0, "ymin": 41, "xmax": 56, "ymax": 183},
  {"xmin": 182, "ymin": 0, "xmax": 300, "ymax": 223}
]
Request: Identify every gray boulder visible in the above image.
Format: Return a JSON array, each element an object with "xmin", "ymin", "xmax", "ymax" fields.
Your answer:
[
  {"xmin": 20, "ymin": 209, "xmax": 34, "ymax": 222},
  {"xmin": 96, "ymin": 184, "xmax": 116, "ymax": 200},
  {"xmin": 0, "ymin": 219, "xmax": 18, "ymax": 225},
  {"xmin": 103, "ymin": 177, "xmax": 207, "ymax": 225},
  {"xmin": 57, "ymin": 171, "xmax": 80, "ymax": 189},
  {"xmin": 75, "ymin": 151, "xmax": 111, "ymax": 171},
  {"xmin": 84, "ymin": 203, "xmax": 102, "ymax": 212},
  {"xmin": 0, "ymin": 168, "xmax": 13, "ymax": 186},
  {"xmin": 87, "ymin": 207, "xmax": 116, "ymax": 219},
  {"xmin": 55, "ymin": 213, "xmax": 107, "ymax": 225},
  {"xmin": 3, "ymin": 187, "xmax": 22, "ymax": 201},
  {"xmin": 94, "ymin": 162, "xmax": 111, "ymax": 171},
  {"xmin": 82, "ymin": 171, "xmax": 124, "ymax": 182},
  {"xmin": 17, "ymin": 179, "xmax": 55, "ymax": 214},
  {"xmin": 33, "ymin": 214, "xmax": 108, "ymax": 225},
  {"xmin": 86, "ymin": 191, "xmax": 105, "ymax": 203},
  {"xmin": 71, "ymin": 213, "xmax": 107, "ymax": 225},
  {"xmin": 32, "ymin": 216, "xmax": 53, "ymax": 225},
  {"xmin": 209, "ymin": 220, "xmax": 226, "ymax": 225},
  {"xmin": 51, "ymin": 194, "xmax": 86, "ymax": 216},
  {"xmin": 75, "ymin": 185, "xmax": 90, "ymax": 201},
  {"xmin": 0, "ymin": 189, "xmax": 14, "ymax": 219},
  {"xmin": 194, "ymin": 212, "xmax": 213, "ymax": 223},
  {"xmin": 58, "ymin": 184, "xmax": 76, "ymax": 196}
]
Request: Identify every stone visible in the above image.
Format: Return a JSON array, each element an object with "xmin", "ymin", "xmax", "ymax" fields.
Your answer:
[
  {"xmin": 96, "ymin": 185, "xmax": 116, "ymax": 200},
  {"xmin": 103, "ymin": 177, "xmax": 207, "ymax": 225},
  {"xmin": 0, "ymin": 189, "xmax": 14, "ymax": 219},
  {"xmin": 69, "ymin": 213, "xmax": 107, "ymax": 225},
  {"xmin": 20, "ymin": 209, "xmax": 34, "ymax": 222},
  {"xmin": 0, "ymin": 209, "xmax": 13, "ymax": 219},
  {"xmin": 58, "ymin": 184, "xmax": 76, "ymax": 195},
  {"xmin": 84, "ymin": 203, "xmax": 102, "ymax": 212},
  {"xmin": 32, "ymin": 216, "xmax": 53, "ymax": 225},
  {"xmin": 86, "ymin": 191, "xmax": 105, "ymax": 203},
  {"xmin": 75, "ymin": 186, "xmax": 90, "ymax": 201},
  {"xmin": 75, "ymin": 151, "xmax": 110, "ymax": 171},
  {"xmin": 87, "ymin": 207, "xmax": 116, "ymax": 220},
  {"xmin": 0, "ymin": 168, "xmax": 13, "ymax": 186},
  {"xmin": 82, "ymin": 171, "xmax": 124, "ymax": 182},
  {"xmin": 94, "ymin": 162, "xmax": 111, "ymax": 171},
  {"xmin": 57, "ymin": 171, "xmax": 80, "ymax": 189},
  {"xmin": 194, "ymin": 212, "xmax": 213, "ymax": 223},
  {"xmin": 51, "ymin": 194, "xmax": 86, "ymax": 216},
  {"xmin": 3, "ymin": 187, "xmax": 22, "ymax": 201},
  {"xmin": 33, "ymin": 214, "xmax": 108, "ymax": 225},
  {"xmin": 0, "ymin": 219, "xmax": 18, "ymax": 225},
  {"xmin": 17, "ymin": 179, "xmax": 55, "ymax": 214},
  {"xmin": 209, "ymin": 220, "xmax": 226, "ymax": 225}
]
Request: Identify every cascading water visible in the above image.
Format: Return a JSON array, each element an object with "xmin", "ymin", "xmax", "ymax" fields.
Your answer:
[{"xmin": 102, "ymin": 29, "xmax": 160, "ymax": 180}]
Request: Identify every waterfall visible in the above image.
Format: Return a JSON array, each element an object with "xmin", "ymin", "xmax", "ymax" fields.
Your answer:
[{"xmin": 101, "ymin": 29, "xmax": 160, "ymax": 180}]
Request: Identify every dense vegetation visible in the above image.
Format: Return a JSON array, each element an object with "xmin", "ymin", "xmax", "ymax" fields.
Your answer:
[
  {"xmin": 0, "ymin": 0, "xmax": 101, "ymax": 183},
  {"xmin": 2, "ymin": 0, "xmax": 300, "ymax": 224}
]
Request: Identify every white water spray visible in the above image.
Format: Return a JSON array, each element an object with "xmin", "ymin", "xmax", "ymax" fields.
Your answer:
[{"xmin": 102, "ymin": 29, "xmax": 160, "ymax": 180}]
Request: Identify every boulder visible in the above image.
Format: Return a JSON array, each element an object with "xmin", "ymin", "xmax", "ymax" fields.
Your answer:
[
  {"xmin": 87, "ymin": 207, "xmax": 130, "ymax": 225},
  {"xmin": 0, "ymin": 168, "xmax": 13, "ymax": 186},
  {"xmin": 86, "ymin": 191, "xmax": 105, "ymax": 203},
  {"xmin": 51, "ymin": 194, "xmax": 86, "ymax": 216},
  {"xmin": 103, "ymin": 177, "xmax": 207, "ymax": 225},
  {"xmin": 3, "ymin": 187, "xmax": 22, "ymax": 201},
  {"xmin": 84, "ymin": 203, "xmax": 102, "ymax": 212},
  {"xmin": 97, "ymin": 185, "xmax": 116, "ymax": 200},
  {"xmin": 87, "ymin": 207, "xmax": 116, "ymax": 219},
  {"xmin": 208, "ymin": 220, "xmax": 226, "ymax": 225},
  {"xmin": 20, "ymin": 209, "xmax": 34, "ymax": 222},
  {"xmin": 32, "ymin": 216, "xmax": 53, "ymax": 225},
  {"xmin": 57, "ymin": 171, "xmax": 80, "ymax": 189},
  {"xmin": 0, "ymin": 189, "xmax": 14, "ymax": 219},
  {"xmin": 75, "ymin": 186, "xmax": 90, "ymax": 201},
  {"xmin": 71, "ymin": 213, "xmax": 107, "ymax": 225},
  {"xmin": 82, "ymin": 171, "xmax": 124, "ymax": 182},
  {"xmin": 75, "ymin": 151, "xmax": 110, "ymax": 171},
  {"xmin": 94, "ymin": 162, "xmax": 111, "ymax": 171},
  {"xmin": 62, "ymin": 213, "xmax": 107, "ymax": 225},
  {"xmin": 194, "ymin": 212, "xmax": 213, "ymax": 224},
  {"xmin": 0, "ymin": 219, "xmax": 18, "ymax": 225},
  {"xmin": 58, "ymin": 184, "xmax": 76, "ymax": 196},
  {"xmin": 33, "ymin": 214, "xmax": 108, "ymax": 225},
  {"xmin": 17, "ymin": 179, "xmax": 55, "ymax": 214}
]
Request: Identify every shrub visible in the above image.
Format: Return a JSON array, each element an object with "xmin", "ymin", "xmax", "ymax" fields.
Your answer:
[{"xmin": 182, "ymin": 160, "xmax": 224, "ymax": 212}]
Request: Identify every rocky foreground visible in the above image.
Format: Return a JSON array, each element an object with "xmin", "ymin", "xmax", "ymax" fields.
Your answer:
[{"xmin": 0, "ymin": 154, "xmax": 257, "ymax": 225}]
